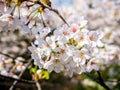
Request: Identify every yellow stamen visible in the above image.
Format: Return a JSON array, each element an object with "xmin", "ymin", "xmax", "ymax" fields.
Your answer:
[
  {"xmin": 80, "ymin": 36, "xmax": 84, "ymax": 41},
  {"xmin": 33, "ymin": 49, "xmax": 39, "ymax": 53},
  {"xmin": 79, "ymin": 52, "xmax": 85, "ymax": 58}
]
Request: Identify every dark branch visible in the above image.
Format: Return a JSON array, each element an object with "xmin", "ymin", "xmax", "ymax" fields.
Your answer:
[
  {"xmin": 85, "ymin": 71, "xmax": 111, "ymax": 90},
  {"xmin": 97, "ymin": 71, "xmax": 111, "ymax": 90},
  {"xmin": 0, "ymin": 74, "xmax": 35, "ymax": 84}
]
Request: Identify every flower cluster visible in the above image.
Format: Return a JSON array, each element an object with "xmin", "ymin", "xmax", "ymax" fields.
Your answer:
[
  {"xmin": 0, "ymin": 0, "xmax": 63, "ymax": 32},
  {"xmin": 0, "ymin": 56, "xmax": 26, "ymax": 78},
  {"xmin": 56, "ymin": 0, "xmax": 120, "ymax": 68},
  {"xmin": 28, "ymin": 17, "xmax": 103, "ymax": 77},
  {"xmin": 74, "ymin": 0, "xmax": 120, "ymax": 66}
]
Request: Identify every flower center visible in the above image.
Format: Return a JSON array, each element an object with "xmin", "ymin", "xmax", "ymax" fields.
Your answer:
[
  {"xmin": 80, "ymin": 36, "xmax": 84, "ymax": 41},
  {"xmin": 72, "ymin": 27, "xmax": 77, "ymax": 33},
  {"xmin": 89, "ymin": 36, "xmax": 95, "ymax": 41},
  {"xmin": 63, "ymin": 31, "xmax": 68, "ymax": 35},
  {"xmin": 79, "ymin": 52, "xmax": 85, "ymax": 58}
]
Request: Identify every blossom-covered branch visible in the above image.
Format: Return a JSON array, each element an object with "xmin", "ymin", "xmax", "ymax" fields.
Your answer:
[{"xmin": 0, "ymin": 0, "xmax": 120, "ymax": 90}]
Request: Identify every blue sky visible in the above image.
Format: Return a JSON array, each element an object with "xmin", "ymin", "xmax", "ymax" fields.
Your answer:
[{"xmin": 51, "ymin": 0, "xmax": 73, "ymax": 7}]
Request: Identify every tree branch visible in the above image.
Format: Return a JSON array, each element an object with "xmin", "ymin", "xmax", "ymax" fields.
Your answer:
[
  {"xmin": 0, "ymin": 74, "xmax": 35, "ymax": 84},
  {"xmin": 85, "ymin": 71, "xmax": 111, "ymax": 90},
  {"xmin": 40, "ymin": 1, "xmax": 69, "ymax": 26},
  {"xmin": 97, "ymin": 71, "xmax": 111, "ymax": 90},
  {"xmin": 9, "ymin": 59, "xmax": 33, "ymax": 90},
  {"xmin": 28, "ymin": 0, "xmax": 70, "ymax": 27}
]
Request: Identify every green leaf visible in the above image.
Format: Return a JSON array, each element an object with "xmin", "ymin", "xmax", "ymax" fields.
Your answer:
[
  {"xmin": 40, "ymin": 70, "xmax": 50, "ymax": 80},
  {"xmin": 30, "ymin": 66, "xmax": 37, "ymax": 74}
]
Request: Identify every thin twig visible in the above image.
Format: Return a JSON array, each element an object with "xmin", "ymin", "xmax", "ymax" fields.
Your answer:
[
  {"xmin": 39, "ymin": 1, "xmax": 70, "ymax": 27},
  {"xmin": 9, "ymin": 59, "xmax": 33, "ymax": 90},
  {"xmin": 0, "ymin": 52, "xmax": 15, "ymax": 59},
  {"xmin": 0, "ymin": 74, "xmax": 35, "ymax": 84},
  {"xmin": 49, "ymin": 8, "xmax": 70, "ymax": 27}
]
